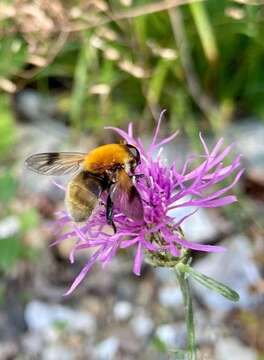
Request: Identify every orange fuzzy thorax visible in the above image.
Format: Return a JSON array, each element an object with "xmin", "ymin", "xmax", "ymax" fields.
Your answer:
[{"xmin": 83, "ymin": 144, "xmax": 131, "ymax": 174}]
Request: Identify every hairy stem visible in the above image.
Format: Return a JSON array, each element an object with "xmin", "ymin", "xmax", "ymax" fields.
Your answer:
[{"xmin": 176, "ymin": 268, "xmax": 196, "ymax": 360}]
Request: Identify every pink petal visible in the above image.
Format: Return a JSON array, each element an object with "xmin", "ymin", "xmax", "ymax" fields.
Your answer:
[
  {"xmin": 153, "ymin": 130, "xmax": 180, "ymax": 150},
  {"xmin": 133, "ymin": 242, "xmax": 143, "ymax": 276},
  {"xmin": 149, "ymin": 109, "xmax": 166, "ymax": 151},
  {"xmin": 64, "ymin": 249, "xmax": 102, "ymax": 296}
]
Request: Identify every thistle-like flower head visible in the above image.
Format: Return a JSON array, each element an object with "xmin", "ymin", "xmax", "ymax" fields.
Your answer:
[{"xmin": 54, "ymin": 111, "xmax": 243, "ymax": 295}]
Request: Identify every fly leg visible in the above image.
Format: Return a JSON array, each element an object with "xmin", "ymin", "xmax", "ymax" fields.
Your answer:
[
  {"xmin": 133, "ymin": 174, "xmax": 144, "ymax": 179},
  {"xmin": 130, "ymin": 173, "xmax": 144, "ymax": 185},
  {"xmin": 106, "ymin": 193, "xmax": 117, "ymax": 233}
]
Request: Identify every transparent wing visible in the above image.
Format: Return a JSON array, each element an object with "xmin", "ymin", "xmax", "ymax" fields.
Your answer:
[
  {"xmin": 110, "ymin": 171, "xmax": 144, "ymax": 220},
  {"xmin": 25, "ymin": 152, "xmax": 86, "ymax": 176}
]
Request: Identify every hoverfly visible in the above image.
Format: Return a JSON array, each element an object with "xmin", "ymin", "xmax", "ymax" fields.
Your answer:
[{"xmin": 25, "ymin": 144, "xmax": 144, "ymax": 232}]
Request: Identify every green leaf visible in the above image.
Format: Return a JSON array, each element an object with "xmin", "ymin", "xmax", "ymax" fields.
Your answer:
[
  {"xmin": 0, "ymin": 37, "xmax": 27, "ymax": 77},
  {"xmin": 0, "ymin": 285, "xmax": 5, "ymax": 306},
  {"xmin": 147, "ymin": 59, "xmax": 171, "ymax": 106},
  {"xmin": 53, "ymin": 319, "xmax": 69, "ymax": 332},
  {"xmin": 189, "ymin": 2, "xmax": 218, "ymax": 63},
  {"xmin": 70, "ymin": 33, "xmax": 96, "ymax": 130},
  {"xmin": 177, "ymin": 263, "xmax": 240, "ymax": 302},
  {"xmin": 257, "ymin": 353, "xmax": 264, "ymax": 360},
  {"xmin": 0, "ymin": 95, "xmax": 16, "ymax": 158},
  {"xmin": 151, "ymin": 336, "xmax": 168, "ymax": 353},
  {"xmin": 0, "ymin": 172, "xmax": 17, "ymax": 203},
  {"xmin": 20, "ymin": 208, "xmax": 39, "ymax": 232},
  {"xmin": 0, "ymin": 236, "xmax": 21, "ymax": 270},
  {"xmin": 168, "ymin": 349, "xmax": 190, "ymax": 359}
]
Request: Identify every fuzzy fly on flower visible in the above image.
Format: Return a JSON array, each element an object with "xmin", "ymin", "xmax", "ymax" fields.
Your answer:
[
  {"xmin": 27, "ymin": 110, "xmax": 243, "ymax": 294},
  {"xmin": 25, "ymin": 143, "xmax": 144, "ymax": 233}
]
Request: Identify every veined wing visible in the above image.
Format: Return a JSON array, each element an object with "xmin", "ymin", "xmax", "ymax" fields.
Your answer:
[{"xmin": 25, "ymin": 152, "xmax": 86, "ymax": 176}]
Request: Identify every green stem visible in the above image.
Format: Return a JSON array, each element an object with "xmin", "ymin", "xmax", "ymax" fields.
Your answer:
[{"xmin": 176, "ymin": 269, "xmax": 196, "ymax": 360}]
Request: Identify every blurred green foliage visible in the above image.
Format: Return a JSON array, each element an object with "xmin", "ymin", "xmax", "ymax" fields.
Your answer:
[
  {"xmin": 20, "ymin": 209, "xmax": 40, "ymax": 233},
  {"xmin": 0, "ymin": 172, "xmax": 17, "ymax": 203},
  {"xmin": 151, "ymin": 336, "xmax": 168, "ymax": 353},
  {"xmin": 0, "ymin": 172, "xmax": 39, "ymax": 272},
  {"xmin": 0, "ymin": 37, "xmax": 27, "ymax": 78},
  {"xmin": 0, "ymin": 95, "xmax": 17, "ymax": 160},
  {"xmin": 0, "ymin": 236, "xmax": 22, "ymax": 270},
  {"xmin": 0, "ymin": 0, "xmax": 263, "ymax": 139}
]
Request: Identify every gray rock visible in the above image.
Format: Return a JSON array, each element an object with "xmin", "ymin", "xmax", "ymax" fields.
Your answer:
[
  {"xmin": 0, "ymin": 216, "xmax": 20, "ymax": 239},
  {"xmin": 95, "ymin": 337, "xmax": 119, "ymax": 360},
  {"xmin": 15, "ymin": 89, "xmax": 57, "ymax": 121},
  {"xmin": 169, "ymin": 205, "xmax": 219, "ymax": 243},
  {"xmin": 225, "ymin": 121, "xmax": 264, "ymax": 185},
  {"xmin": 158, "ymin": 285, "xmax": 182, "ymax": 308},
  {"xmin": 130, "ymin": 313, "xmax": 154, "ymax": 337},
  {"xmin": 226, "ymin": 121, "xmax": 264, "ymax": 168},
  {"xmin": 42, "ymin": 345, "xmax": 76, "ymax": 360},
  {"xmin": 24, "ymin": 300, "xmax": 96, "ymax": 335},
  {"xmin": 0, "ymin": 341, "xmax": 18, "ymax": 359},
  {"xmin": 215, "ymin": 337, "xmax": 257, "ymax": 360},
  {"xmin": 194, "ymin": 309, "xmax": 220, "ymax": 345},
  {"xmin": 192, "ymin": 235, "xmax": 262, "ymax": 313},
  {"xmin": 21, "ymin": 332, "xmax": 44, "ymax": 356},
  {"xmin": 154, "ymin": 267, "xmax": 177, "ymax": 283},
  {"xmin": 155, "ymin": 323, "xmax": 186, "ymax": 348},
  {"xmin": 113, "ymin": 301, "xmax": 133, "ymax": 321}
]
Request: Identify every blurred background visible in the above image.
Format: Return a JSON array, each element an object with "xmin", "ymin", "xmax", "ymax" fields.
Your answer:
[{"xmin": 0, "ymin": 0, "xmax": 264, "ymax": 359}]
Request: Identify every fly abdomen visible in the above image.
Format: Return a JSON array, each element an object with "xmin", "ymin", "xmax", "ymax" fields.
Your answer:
[{"xmin": 65, "ymin": 172, "xmax": 103, "ymax": 222}]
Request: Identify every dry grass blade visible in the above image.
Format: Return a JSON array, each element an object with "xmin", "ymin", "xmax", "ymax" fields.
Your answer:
[
  {"xmin": 69, "ymin": 0, "xmax": 204, "ymax": 32},
  {"xmin": 114, "ymin": 0, "xmax": 204, "ymax": 19}
]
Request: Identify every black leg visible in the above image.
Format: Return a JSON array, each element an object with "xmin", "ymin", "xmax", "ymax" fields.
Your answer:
[
  {"xmin": 133, "ymin": 174, "xmax": 144, "ymax": 179},
  {"xmin": 106, "ymin": 193, "xmax": 117, "ymax": 233},
  {"xmin": 130, "ymin": 173, "xmax": 144, "ymax": 185}
]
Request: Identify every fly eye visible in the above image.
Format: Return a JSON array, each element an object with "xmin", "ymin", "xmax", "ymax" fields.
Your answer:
[{"xmin": 127, "ymin": 144, "xmax": 140, "ymax": 163}]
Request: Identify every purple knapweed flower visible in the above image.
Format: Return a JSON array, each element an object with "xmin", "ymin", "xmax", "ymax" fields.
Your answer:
[{"xmin": 54, "ymin": 110, "xmax": 243, "ymax": 295}]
